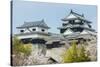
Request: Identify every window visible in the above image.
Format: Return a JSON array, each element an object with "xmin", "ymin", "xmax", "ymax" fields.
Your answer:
[
  {"xmin": 32, "ymin": 28, "xmax": 36, "ymax": 31},
  {"xmin": 88, "ymin": 24, "xmax": 91, "ymax": 28},
  {"xmin": 20, "ymin": 30, "xmax": 24, "ymax": 33},
  {"xmin": 69, "ymin": 20, "xmax": 71, "ymax": 23},
  {"xmin": 60, "ymin": 29, "xmax": 66, "ymax": 33},
  {"xmin": 63, "ymin": 23, "xmax": 67, "ymax": 26},
  {"xmin": 41, "ymin": 29, "xmax": 45, "ymax": 32}
]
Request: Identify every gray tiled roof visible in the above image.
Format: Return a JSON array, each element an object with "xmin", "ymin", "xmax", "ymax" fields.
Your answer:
[
  {"xmin": 62, "ymin": 10, "xmax": 91, "ymax": 23},
  {"xmin": 58, "ymin": 25, "xmax": 95, "ymax": 32},
  {"xmin": 17, "ymin": 19, "xmax": 50, "ymax": 29}
]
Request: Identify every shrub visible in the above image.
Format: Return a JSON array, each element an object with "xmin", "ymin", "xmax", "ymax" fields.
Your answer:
[
  {"xmin": 12, "ymin": 37, "xmax": 32, "ymax": 66},
  {"xmin": 62, "ymin": 40, "xmax": 90, "ymax": 63}
]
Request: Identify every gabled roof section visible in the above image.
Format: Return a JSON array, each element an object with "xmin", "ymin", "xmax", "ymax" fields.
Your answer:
[
  {"xmin": 80, "ymin": 29, "xmax": 97, "ymax": 35},
  {"xmin": 63, "ymin": 28, "xmax": 73, "ymax": 35},
  {"xmin": 17, "ymin": 19, "xmax": 50, "ymax": 29},
  {"xmin": 80, "ymin": 30, "xmax": 89, "ymax": 34},
  {"xmin": 62, "ymin": 10, "xmax": 91, "ymax": 23}
]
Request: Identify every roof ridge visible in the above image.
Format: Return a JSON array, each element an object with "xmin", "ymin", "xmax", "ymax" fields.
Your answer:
[
  {"xmin": 70, "ymin": 9, "xmax": 83, "ymax": 17},
  {"xmin": 17, "ymin": 19, "xmax": 50, "ymax": 29},
  {"xmin": 25, "ymin": 20, "xmax": 41, "ymax": 23},
  {"xmin": 71, "ymin": 11, "xmax": 83, "ymax": 17},
  {"xmin": 38, "ymin": 19, "xmax": 45, "ymax": 26},
  {"xmin": 23, "ymin": 20, "xmax": 44, "ymax": 26}
]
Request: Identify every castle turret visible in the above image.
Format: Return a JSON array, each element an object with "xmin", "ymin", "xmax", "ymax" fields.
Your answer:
[
  {"xmin": 16, "ymin": 19, "xmax": 50, "ymax": 39},
  {"xmin": 15, "ymin": 19, "xmax": 51, "ymax": 56}
]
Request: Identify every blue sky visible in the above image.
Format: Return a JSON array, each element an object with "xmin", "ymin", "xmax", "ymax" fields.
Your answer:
[{"xmin": 12, "ymin": 0, "xmax": 97, "ymax": 34}]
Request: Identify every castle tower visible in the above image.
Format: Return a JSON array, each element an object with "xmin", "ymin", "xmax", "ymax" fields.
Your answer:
[{"xmin": 58, "ymin": 10, "xmax": 96, "ymax": 39}]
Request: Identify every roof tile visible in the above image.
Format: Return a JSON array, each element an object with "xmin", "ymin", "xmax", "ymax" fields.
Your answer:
[{"xmin": 17, "ymin": 19, "xmax": 50, "ymax": 29}]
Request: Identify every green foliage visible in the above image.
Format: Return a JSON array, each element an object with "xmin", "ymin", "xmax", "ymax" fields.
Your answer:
[
  {"xmin": 77, "ymin": 45, "xmax": 90, "ymax": 62},
  {"xmin": 62, "ymin": 40, "xmax": 90, "ymax": 63},
  {"xmin": 12, "ymin": 37, "xmax": 32, "ymax": 56},
  {"xmin": 12, "ymin": 37, "xmax": 33, "ymax": 66}
]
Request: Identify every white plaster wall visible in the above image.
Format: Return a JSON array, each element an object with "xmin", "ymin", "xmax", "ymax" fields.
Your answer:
[
  {"xmin": 24, "ymin": 28, "xmax": 30, "ymax": 33},
  {"xmin": 38, "ymin": 27, "xmax": 48, "ymax": 33},
  {"xmin": 18, "ymin": 28, "xmax": 30, "ymax": 33},
  {"xmin": 17, "ymin": 34, "xmax": 49, "ymax": 39},
  {"xmin": 29, "ymin": 27, "xmax": 48, "ymax": 33},
  {"xmin": 17, "ymin": 34, "xmax": 38, "ymax": 39},
  {"xmin": 75, "ymin": 19, "xmax": 81, "ymax": 22},
  {"xmin": 18, "ymin": 27, "xmax": 48, "ymax": 33},
  {"xmin": 63, "ymin": 21, "xmax": 69, "ymax": 23},
  {"xmin": 18, "ymin": 28, "xmax": 27, "ymax": 33},
  {"xmin": 29, "ymin": 27, "xmax": 37, "ymax": 31}
]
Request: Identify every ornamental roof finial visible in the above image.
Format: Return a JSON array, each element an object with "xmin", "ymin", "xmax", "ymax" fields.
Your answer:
[
  {"xmin": 41, "ymin": 19, "xmax": 44, "ymax": 22},
  {"xmin": 82, "ymin": 14, "xmax": 84, "ymax": 17},
  {"xmin": 24, "ymin": 21, "xmax": 26, "ymax": 24},
  {"xmin": 70, "ymin": 9, "xmax": 73, "ymax": 13}
]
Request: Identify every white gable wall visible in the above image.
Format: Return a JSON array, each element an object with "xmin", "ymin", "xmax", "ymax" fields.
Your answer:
[
  {"xmin": 24, "ymin": 28, "xmax": 30, "ymax": 33},
  {"xmin": 80, "ymin": 30, "xmax": 89, "ymax": 34},
  {"xmin": 63, "ymin": 29, "xmax": 73, "ymax": 35},
  {"xmin": 67, "ymin": 14, "xmax": 77, "ymax": 19}
]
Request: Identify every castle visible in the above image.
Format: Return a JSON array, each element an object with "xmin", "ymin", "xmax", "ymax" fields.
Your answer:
[
  {"xmin": 16, "ymin": 10, "xmax": 96, "ymax": 44},
  {"xmin": 15, "ymin": 10, "xmax": 97, "ymax": 64}
]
